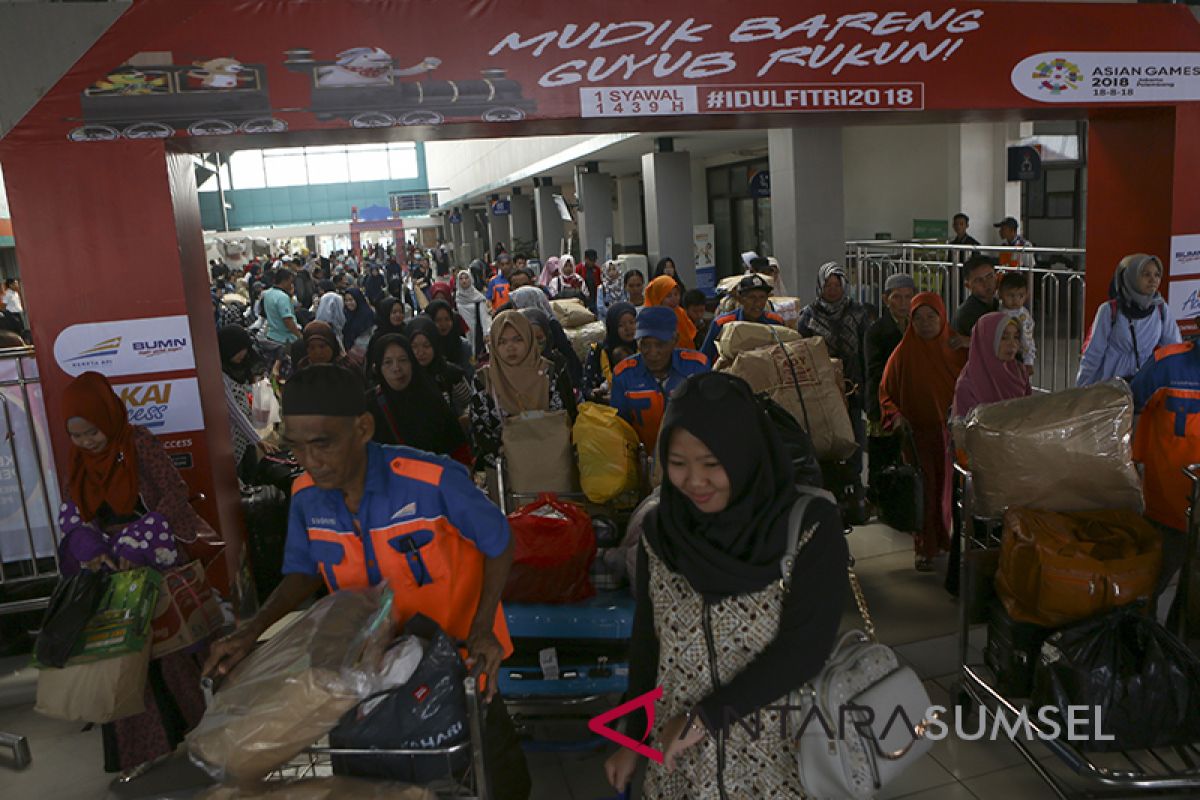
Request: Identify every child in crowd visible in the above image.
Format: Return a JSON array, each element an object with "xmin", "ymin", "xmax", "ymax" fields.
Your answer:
[
  {"xmin": 998, "ymin": 271, "xmax": 1036, "ymax": 376},
  {"xmin": 682, "ymin": 289, "xmax": 709, "ymax": 350}
]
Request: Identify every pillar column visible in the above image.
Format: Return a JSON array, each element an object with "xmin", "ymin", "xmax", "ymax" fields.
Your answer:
[
  {"xmin": 0, "ymin": 140, "xmax": 247, "ymax": 608},
  {"xmin": 534, "ymin": 177, "xmax": 564, "ymax": 262},
  {"xmin": 642, "ymin": 143, "xmax": 694, "ymax": 285},
  {"xmin": 488, "ymin": 195, "xmax": 509, "ymax": 257},
  {"xmin": 768, "ymin": 127, "xmax": 845, "ymax": 295},
  {"xmin": 614, "ymin": 176, "xmax": 643, "ymax": 254},
  {"xmin": 457, "ymin": 205, "xmax": 479, "ymax": 265},
  {"xmin": 508, "ymin": 188, "xmax": 534, "ymax": 254},
  {"xmin": 576, "ymin": 167, "xmax": 614, "ymax": 261},
  {"xmin": 1087, "ymin": 107, "xmax": 1200, "ymax": 334}
]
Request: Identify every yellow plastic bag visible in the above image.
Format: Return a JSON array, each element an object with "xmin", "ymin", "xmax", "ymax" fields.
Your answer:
[{"xmin": 572, "ymin": 402, "xmax": 640, "ymax": 504}]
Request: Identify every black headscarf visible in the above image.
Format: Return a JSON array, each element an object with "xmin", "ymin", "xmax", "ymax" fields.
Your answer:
[
  {"xmin": 374, "ymin": 297, "xmax": 406, "ymax": 338},
  {"xmin": 424, "ymin": 299, "xmax": 465, "ymax": 363},
  {"xmin": 603, "ymin": 302, "xmax": 637, "ymax": 359},
  {"xmin": 217, "ymin": 325, "xmax": 261, "ymax": 384},
  {"xmin": 643, "ymin": 372, "xmax": 799, "ymax": 599},
  {"xmin": 365, "ymin": 334, "xmax": 466, "ymax": 456},
  {"xmin": 341, "ymin": 287, "xmax": 374, "ymax": 351},
  {"xmin": 364, "ymin": 269, "xmax": 386, "ymax": 306},
  {"xmin": 405, "ymin": 317, "xmax": 467, "ymax": 390}
]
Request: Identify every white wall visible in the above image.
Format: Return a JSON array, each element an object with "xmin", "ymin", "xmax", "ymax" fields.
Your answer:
[
  {"xmin": 424, "ymin": 135, "xmax": 604, "ymax": 204},
  {"xmin": 842, "ymin": 124, "xmax": 954, "ymax": 240}
]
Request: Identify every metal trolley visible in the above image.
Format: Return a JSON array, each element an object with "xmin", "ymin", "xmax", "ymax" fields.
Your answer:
[
  {"xmin": 264, "ymin": 676, "xmax": 491, "ymax": 799},
  {"xmin": 951, "ymin": 463, "xmax": 1200, "ymax": 798}
]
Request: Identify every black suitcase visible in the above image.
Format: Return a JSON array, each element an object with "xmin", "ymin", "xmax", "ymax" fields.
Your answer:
[
  {"xmin": 240, "ymin": 485, "xmax": 290, "ymax": 604},
  {"xmin": 984, "ymin": 602, "xmax": 1054, "ymax": 697},
  {"xmin": 875, "ymin": 462, "xmax": 923, "ymax": 532}
]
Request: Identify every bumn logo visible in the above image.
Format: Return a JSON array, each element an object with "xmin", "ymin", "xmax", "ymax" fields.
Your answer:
[{"xmin": 133, "ymin": 337, "xmax": 188, "ymax": 357}]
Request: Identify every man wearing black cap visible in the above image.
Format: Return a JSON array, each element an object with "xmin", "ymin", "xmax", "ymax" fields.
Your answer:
[
  {"xmin": 610, "ymin": 306, "xmax": 710, "ymax": 450},
  {"xmin": 205, "ymin": 364, "xmax": 530, "ymax": 798},
  {"xmin": 994, "ymin": 215, "xmax": 1033, "ymax": 268},
  {"xmin": 699, "ymin": 272, "xmax": 787, "ymax": 363}
]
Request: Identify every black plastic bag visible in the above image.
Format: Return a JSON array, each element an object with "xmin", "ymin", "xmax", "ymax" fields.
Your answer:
[
  {"xmin": 1031, "ymin": 605, "xmax": 1200, "ymax": 751},
  {"xmin": 756, "ymin": 393, "xmax": 824, "ymax": 488},
  {"xmin": 330, "ymin": 614, "xmax": 470, "ymax": 782},
  {"xmin": 876, "ymin": 462, "xmax": 923, "ymax": 532},
  {"xmin": 35, "ymin": 570, "xmax": 107, "ymax": 667}
]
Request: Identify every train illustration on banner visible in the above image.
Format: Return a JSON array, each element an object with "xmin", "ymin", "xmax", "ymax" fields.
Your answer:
[
  {"xmin": 282, "ymin": 46, "xmax": 536, "ymax": 127},
  {"xmin": 68, "ymin": 55, "xmax": 285, "ymax": 142},
  {"xmin": 66, "ymin": 47, "xmax": 537, "ymax": 141}
]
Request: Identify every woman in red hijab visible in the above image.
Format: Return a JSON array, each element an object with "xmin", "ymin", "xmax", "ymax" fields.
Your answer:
[
  {"xmin": 879, "ymin": 294, "xmax": 967, "ymax": 572},
  {"xmin": 60, "ymin": 371, "xmax": 214, "ymax": 774}
]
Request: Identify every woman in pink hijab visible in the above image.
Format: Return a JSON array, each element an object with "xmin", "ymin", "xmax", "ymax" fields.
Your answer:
[
  {"xmin": 952, "ymin": 312, "xmax": 1032, "ymax": 419},
  {"xmin": 538, "ymin": 256, "xmax": 561, "ymax": 288}
]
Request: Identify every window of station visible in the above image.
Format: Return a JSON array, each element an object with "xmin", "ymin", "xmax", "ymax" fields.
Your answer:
[
  {"xmin": 707, "ymin": 158, "xmax": 771, "ymax": 281},
  {"xmin": 196, "ymin": 142, "xmax": 419, "ymax": 191}
]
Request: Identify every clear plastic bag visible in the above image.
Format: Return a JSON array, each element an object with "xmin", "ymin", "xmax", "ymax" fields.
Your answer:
[{"xmin": 187, "ymin": 585, "xmax": 394, "ymax": 783}]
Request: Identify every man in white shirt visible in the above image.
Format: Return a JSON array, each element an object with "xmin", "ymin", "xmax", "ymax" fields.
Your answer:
[{"xmin": 3, "ymin": 280, "xmax": 22, "ymax": 315}]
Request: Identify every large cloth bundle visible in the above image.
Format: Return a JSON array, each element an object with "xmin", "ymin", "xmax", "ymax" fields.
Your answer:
[
  {"xmin": 996, "ymin": 507, "xmax": 1161, "ymax": 627},
  {"xmin": 550, "ymin": 298, "xmax": 596, "ymax": 329},
  {"xmin": 715, "ymin": 274, "xmax": 779, "ymax": 314},
  {"xmin": 714, "ymin": 320, "xmax": 801, "ymax": 364},
  {"xmin": 961, "ymin": 380, "xmax": 1143, "ymax": 518},
  {"xmin": 770, "ymin": 296, "xmax": 802, "ymax": 328},
  {"xmin": 726, "ymin": 336, "xmax": 856, "ymax": 461},
  {"xmin": 565, "ymin": 320, "xmax": 606, "ymax": 361},
  {"xmin": 187, "ymin": 587, "xmax": 394, "ymax": 784},
  {"xmin": 572, "ymin": 402, "xmax": 640, "ymax": 504}
]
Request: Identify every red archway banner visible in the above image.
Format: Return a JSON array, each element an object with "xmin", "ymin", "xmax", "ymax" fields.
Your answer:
[{"xmin": 4, "ymin": 1, "xmax": 1200, "ymax": 146}]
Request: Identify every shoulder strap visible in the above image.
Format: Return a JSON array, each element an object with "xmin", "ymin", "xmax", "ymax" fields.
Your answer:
[{"xmin": 779, "ymin": 486, "xmax": 835, "ymax": 581}]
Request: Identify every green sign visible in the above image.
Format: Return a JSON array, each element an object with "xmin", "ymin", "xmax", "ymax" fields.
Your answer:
[{"xmin": 913, "ymin": 219, "xmax": 948, "ymax": 240}]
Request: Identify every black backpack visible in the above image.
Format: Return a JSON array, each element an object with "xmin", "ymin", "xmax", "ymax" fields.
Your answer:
[{"xmin": 756, "ymin": 393, "xmax": 824, "ymax": 489}]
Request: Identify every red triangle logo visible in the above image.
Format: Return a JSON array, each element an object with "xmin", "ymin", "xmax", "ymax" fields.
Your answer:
[{"xmin": 588, "ymin": 686, "xmax": 664, "ymax": 764}]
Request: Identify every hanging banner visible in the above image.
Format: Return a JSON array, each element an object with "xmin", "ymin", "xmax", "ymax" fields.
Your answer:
[
  {"xmin": 112, "ymin": 376, "xmax": 205, "ymax": 435},
  {"xmin": 1169, "ymin": 233, "xmax": 1200, "ymax": 279},
  {"xmin": 693, "ymin": 224, "xmax": 717, "ymax": 297},
  {"xmin": 52, "ymin": 315, "xmax": 196, "ymax": 378},
  {"xmin": 4, "ymin": 1, "xmax": 1200, "ymax": 146}
]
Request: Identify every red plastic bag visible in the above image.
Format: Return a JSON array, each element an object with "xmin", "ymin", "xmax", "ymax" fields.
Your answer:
[{"xmin": 503, "ymin": 494, "xmax": 596, "ymax": 604}]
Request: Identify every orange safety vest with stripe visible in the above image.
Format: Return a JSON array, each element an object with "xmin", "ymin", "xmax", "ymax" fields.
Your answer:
[
  {"xmin": 1132, "ymin": 342, "xmax": 1200, "ymax": 532},
  {"xmin": 609, "ymin": 349, "xmax": 710, "ymax": 450},
  {"xmin": 286, "ymin": 443, "xmax": 513, "ymax": 656}
]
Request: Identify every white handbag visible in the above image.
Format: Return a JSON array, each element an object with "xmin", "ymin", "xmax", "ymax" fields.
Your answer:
[{"xmin": 782, "ymin": 509, "xmax": 937, "ymax": 799}]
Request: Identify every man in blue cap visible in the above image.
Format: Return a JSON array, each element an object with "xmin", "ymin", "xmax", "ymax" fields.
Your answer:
[
  {"xmin": 700, "ymin": 272, "xmax": 788, "ymax": 363},
  {"xmin": 610, "ymin": 306, "xmax": 710, "ymax": 450}
]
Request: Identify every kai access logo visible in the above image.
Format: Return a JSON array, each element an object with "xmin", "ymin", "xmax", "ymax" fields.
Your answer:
[
  {"xmin": 1181, "ymin": 288, "xmax": 1200, "ymax": 318},
  {"xmin": 1032, "ymin": 58, "xmax": 1083, "ymax": 95},
  {"xmin": 66, "ymin": 336, "xmax": 122, "ymax": 367}
]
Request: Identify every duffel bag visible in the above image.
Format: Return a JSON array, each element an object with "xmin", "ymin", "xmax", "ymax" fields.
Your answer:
[
  {"xmin": 996, "ymin": 507, "xmax": 1161, "ymax": 628},
  {"xmin": 503, "ymin": 494, "xmax": 596, "ymax": 604}
]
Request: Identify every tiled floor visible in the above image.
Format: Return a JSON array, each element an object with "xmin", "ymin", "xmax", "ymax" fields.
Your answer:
[{"xmin": 0, "ymin": 523, "xmax": 1175, "ymax": 798}]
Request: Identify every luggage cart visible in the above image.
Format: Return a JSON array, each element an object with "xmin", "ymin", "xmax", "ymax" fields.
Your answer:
[
  {"xmin": 263, "ymin": 675, "xmax": 491, "ymax": 799},
  {"xmin": 951, "ymin": 463, "xmax": 1200, "ymax": 798}
]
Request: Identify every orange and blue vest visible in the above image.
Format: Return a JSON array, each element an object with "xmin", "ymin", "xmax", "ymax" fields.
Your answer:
[
  {"xmin": 486, "ymin": 275, "xmax": 511, "ymax": 311},
  {"xmin": 283, "ymin": 442, "xmax": 513, "ymax": 655},
  {"xmin": 609, "ymin": 349, "xmax": 710, "ymax": 450},
  {"xmin": 1131, "ymin": 341, "xmax": 1200, "ymax": 531},
  {"xmin": 699, "ymin": 307, "xmax": 787, "ymax": 363}
]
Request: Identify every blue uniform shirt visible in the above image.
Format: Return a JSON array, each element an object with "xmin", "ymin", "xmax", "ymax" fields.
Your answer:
[{"xmin": 609, "ymin": 349, "xmax": 710, "ymax": 450}]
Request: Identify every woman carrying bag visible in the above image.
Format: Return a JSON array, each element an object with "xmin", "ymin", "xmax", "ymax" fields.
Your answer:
[
  {"xmin": 605, "ymin": 372, "xmax": 848, "ymax": 799},
  {"xmin": 469, "ymin": 311, "xmax": 578, "ymax": 490}
]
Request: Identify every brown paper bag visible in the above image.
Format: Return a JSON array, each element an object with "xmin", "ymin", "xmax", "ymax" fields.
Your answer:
[
  {"xmin": 35, "ymin": 645, "xmax": 150, "ymax": 723},
  {"xmin": 502, "ymin": 410, "xmax": 578, "ymax": 496}
]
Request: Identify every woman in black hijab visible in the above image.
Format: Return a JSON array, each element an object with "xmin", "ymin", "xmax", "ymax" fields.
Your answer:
[
  {"xmin": 341, "ymin": 287, "xmax": 375, "ymax": 358},
  {"xmin": 405, "ymin": 317, "xmax": 474, "ymax": 421},
  {"xmin": 424, "ymin": 299, "xmax": 474, "ymax": 376},
  {"xmin": 365, "ymin": 334, "xmax": 472, "ymax": 467},
  {"xmin": 217, "ymin": 325, "xmax": 271, "ymax": 469},
  {"xmin": 581, "ymin": 301, "xmax": 637, "ymax": 400},
  {"xmin": 519, "ymin": 307, "xmax": 580, "ymax": 416},
  {"xmin": 607, "ymin": 371, "xmax": 848, "ymax": 798}
]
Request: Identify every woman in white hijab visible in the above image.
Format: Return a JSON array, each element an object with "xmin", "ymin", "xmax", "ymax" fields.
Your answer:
[{"xmin": 455, "ymin": 269, "xmax": 491, "ymax": 358}]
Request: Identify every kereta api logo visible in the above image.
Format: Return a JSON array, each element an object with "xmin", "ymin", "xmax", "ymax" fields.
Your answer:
[
  {"xmin": 68, "ymin": 336, "xmax": 121, "ymax": 363},
  {"xmin": 1031, "ymin": 58, "xmax": 1083, "ymax": 95}
]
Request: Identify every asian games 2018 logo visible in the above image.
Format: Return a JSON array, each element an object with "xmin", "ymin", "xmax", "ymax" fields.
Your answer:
[{"xmin": 1032, "ymin": 58, "xmax": 1084, "ymax": 95}]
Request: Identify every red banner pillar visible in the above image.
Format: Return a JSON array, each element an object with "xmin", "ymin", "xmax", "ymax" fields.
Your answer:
[
  {"xmin": 0, "ymin": 139, "xmax": 247, "ymax": 605},
  {"xmin": 1084, "ymin": 106, "xmax": 1200, "ymax": 333}
]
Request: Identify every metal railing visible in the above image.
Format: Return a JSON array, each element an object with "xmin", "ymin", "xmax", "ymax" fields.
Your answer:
[
  {"xmin": 0, "ymin": 347, "xmax": 63, "ymax": 616},
  {"xmin": 845, "ymin": 241, "xmax": 1088, "ymax": 393}
]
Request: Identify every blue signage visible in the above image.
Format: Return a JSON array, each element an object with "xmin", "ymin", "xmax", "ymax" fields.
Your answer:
[
  {"xmin": 448, "ymin": 212, "xmax": 462, "ymax": 224},
  {"xmin": 749, "ymin": 170, "xmax": 771, "ymax": 198},
  {"xmin": 491, "ymin": 199, "xmax": 511, "ymax": 216}
]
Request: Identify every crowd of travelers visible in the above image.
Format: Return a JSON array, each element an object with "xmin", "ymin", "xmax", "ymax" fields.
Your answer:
[{"xmin": 36, "ymin": 228, "xmax": 1197, "ymax": 800}]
